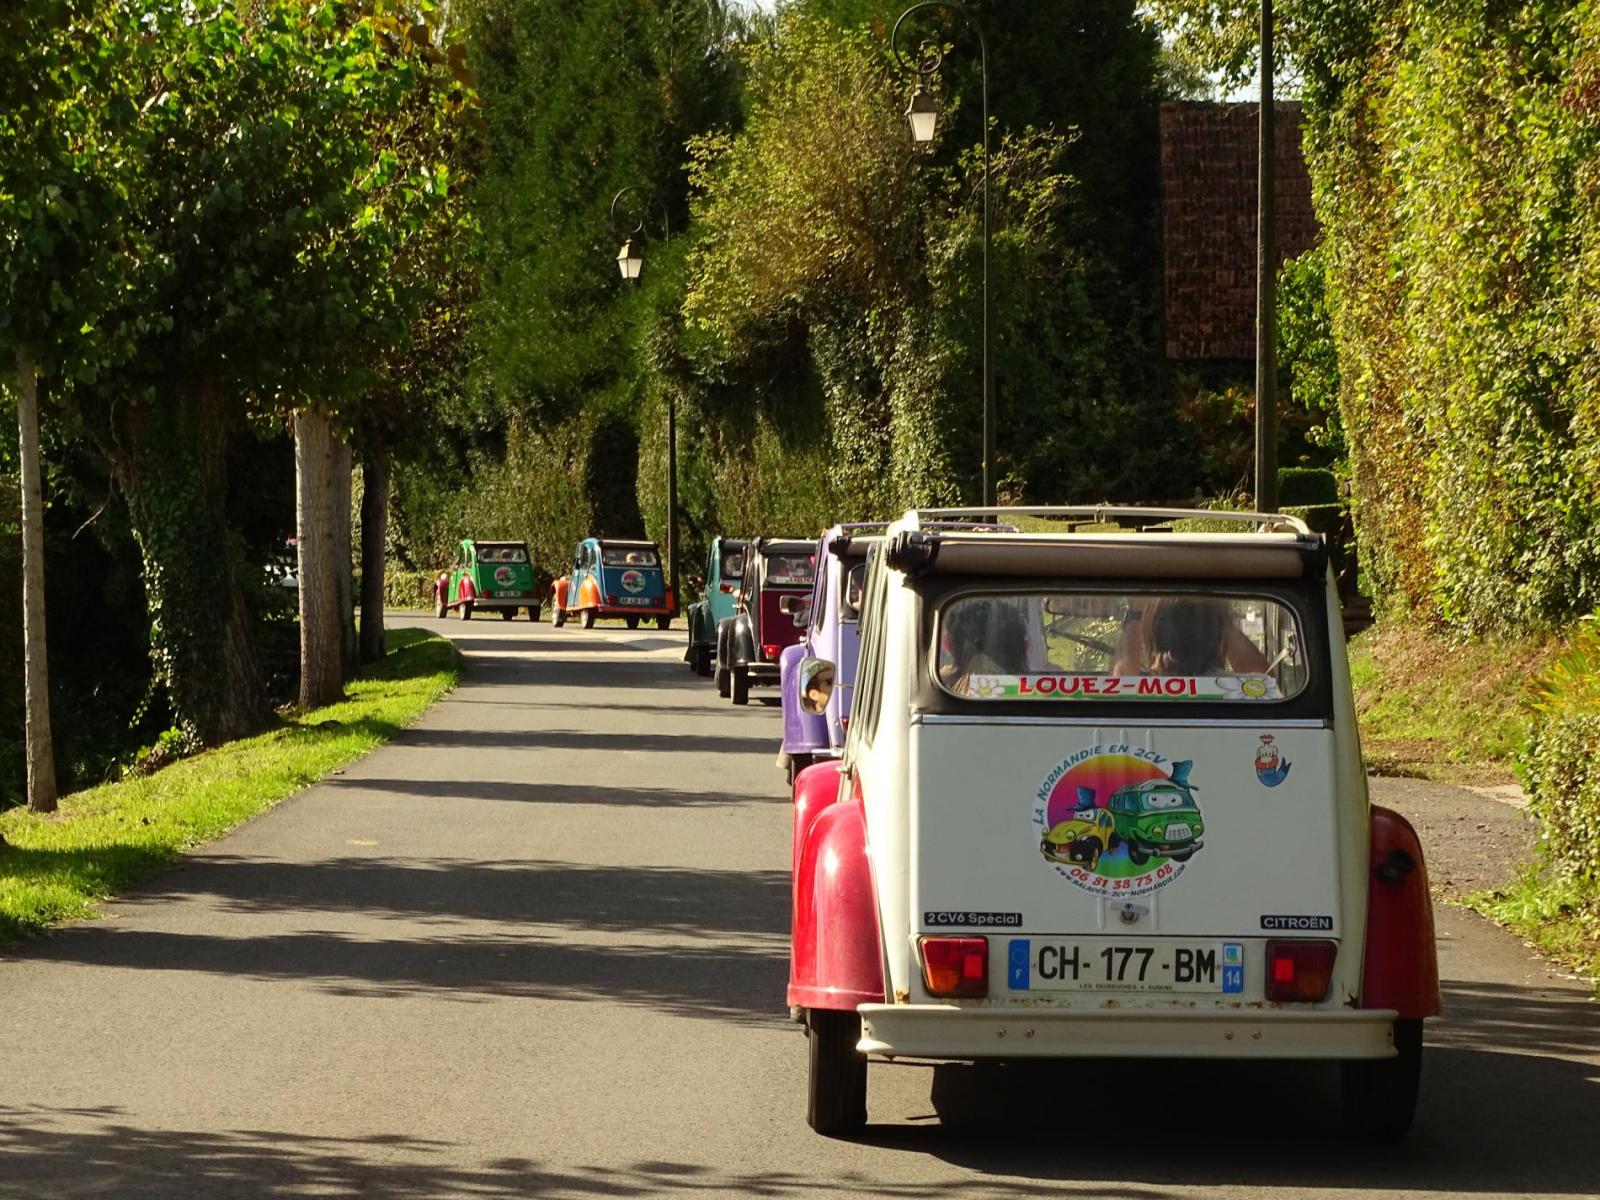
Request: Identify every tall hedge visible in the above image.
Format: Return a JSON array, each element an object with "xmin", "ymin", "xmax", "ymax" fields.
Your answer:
[{"xmin": 1305, "ymin": 1, "xmax": 1600, "ymax": 631}]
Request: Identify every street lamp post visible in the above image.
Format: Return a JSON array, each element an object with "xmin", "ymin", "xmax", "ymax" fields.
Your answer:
[
  {"xmin": 1255, "ymin": 0, "xmax": 1279, "ymax": 513},
  {"xmin": 609, "ymin": 186, "xmax": 679, "ymax": 609},
  {"xmin": 892, "ymin": 2, "xmax": 994, "ymax": 512}
]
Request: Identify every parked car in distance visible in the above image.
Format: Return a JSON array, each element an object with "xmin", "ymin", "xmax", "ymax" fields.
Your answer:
[
  {"xmin": 444, "ymin": 539, "xmax": 541, "ymax": 621},
  {"xmin": 715, "ymin": 538, "xmax": 815, "ymax": 705},
  {"xmin": 552, "ymin": 537, "xmax": 674, "ymax": 630},
  {"xmin": 685, "ymin": 537, "xmax": 748, "ymax": 677},
  {"xmin": 778, "ymin": 524, "xmax": 884, "ymax": 782},
  {"xmin": 789, "ymin": 505, "xmax": 1439, "ymax": 1141}
]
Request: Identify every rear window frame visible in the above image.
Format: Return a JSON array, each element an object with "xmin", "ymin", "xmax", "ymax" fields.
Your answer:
[{"xmin": 914, "ymin": 577, "xmax": 1334, "ymax": 722}]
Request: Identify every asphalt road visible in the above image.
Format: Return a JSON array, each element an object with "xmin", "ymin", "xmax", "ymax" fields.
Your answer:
[{"xmin": 1, "ymin": 616, "xmax": 1596, "ymax": 1199}]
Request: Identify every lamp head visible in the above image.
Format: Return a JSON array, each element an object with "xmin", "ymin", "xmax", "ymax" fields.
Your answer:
[
  {"xmin": 616, "ymin": 237, "xmax": 644, "ymax": 281},
  {"xmin": 906, "ymin": 84, "xmax": 939, "ymax": 144}
]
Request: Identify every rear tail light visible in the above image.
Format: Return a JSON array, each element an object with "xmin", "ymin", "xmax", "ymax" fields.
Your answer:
[
  {"xmin": 918, "ymin": 936, "xmax": 988, "ymax": 998},
  {"xmin": 762, "ymin": 643, "xmax": 781, "ymax": 661},
  {"xmin": 1265, "ymin": 939, "xmax": 1337, "ymax": 1002},
  {"xmin": 719, "ymin": 583, "xmax": 734, "ymax": 593},
  {"xmin": 606, "ymin": 594, "xmax": 617, "ymax": 605}
]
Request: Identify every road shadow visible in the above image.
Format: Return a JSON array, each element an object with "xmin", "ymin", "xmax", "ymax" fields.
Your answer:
[
  {"xmin": 326, "ymin": 777, "xmax": 780, "ymax": 808},
  {"xmin": 0, "ymin": 1106, "xmax": 1167, "ymax": 1199},
  {"xmin": 453, "ymin": 654, "xmax": 715, "ymax": 694},
  {"xmin": 10, "ymin": 859, "xmax": 790, "ymax": 1021},
  {"xmin": 390, "ymin": 726, "xmax": 778, "ymax": 755}
]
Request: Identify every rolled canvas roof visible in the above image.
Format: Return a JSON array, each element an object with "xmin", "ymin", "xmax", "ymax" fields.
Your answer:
[{"xmin": 884, "ymin": 531, "xmax": 1321, "ymax": 580}]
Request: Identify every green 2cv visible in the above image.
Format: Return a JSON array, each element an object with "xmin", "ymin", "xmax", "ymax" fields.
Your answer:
[{"xmin": 1106, "ymin": 760, "xmax": 1205, "ymax": 865}]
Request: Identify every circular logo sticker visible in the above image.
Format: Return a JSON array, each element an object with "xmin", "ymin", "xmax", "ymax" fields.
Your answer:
[
  {"xmin": 1032, "ymin": 743, "xmax": 1206, "ymax": 898},
  {"xmin": 493, "ymin": 566, "xmax": 516, "ymax": 587},
  {"xmin": 621, "ymin": 569, "xmax": 645, "ymax": 594}
]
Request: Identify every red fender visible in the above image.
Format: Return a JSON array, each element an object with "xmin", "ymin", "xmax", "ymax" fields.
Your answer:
[
  {"xmin": 789, "ymin": 780, "xmax": 884, "ymax": 1012},
  {"xmin": 1360, "ymin": 805, "xmax": 1441, "ymax": 1018},
  {"xmin": 791, "ymin": 759, "xmax": 846, "ymax": 874},
  {"xmin": 551, "ymin": 577, "xmax": 570, "ymax": 609},
  {"xmin": 457, "ymin": 575, "xmax": 477, "ymax": 603}
]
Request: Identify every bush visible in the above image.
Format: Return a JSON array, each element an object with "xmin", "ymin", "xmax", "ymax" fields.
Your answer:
[
  {"xmin": 383, "ymin": 569, "xmax": 438, "ymax": 610},
  {"xmin": 1520, "ymin": 622, "xmax": 1600, "ymax": 882}
]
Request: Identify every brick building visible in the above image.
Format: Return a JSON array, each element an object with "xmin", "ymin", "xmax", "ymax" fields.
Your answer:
[{"xmin": 1159, "ymin": 102, "xmax": 1320, "ymax": 363}]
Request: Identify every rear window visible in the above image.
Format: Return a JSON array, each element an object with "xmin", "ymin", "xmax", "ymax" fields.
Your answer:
[
  {"xmin": 602, "ymin": 546, "xmax": 659, "ymax": 567},
  {"xmin": 476, "ymin": 545, "xmax": 528, "ymax": 563},
  {"xmin": 935, "ymin": 591, "xmax": 1307, "ymax": 703},
  {"xmin": 720, "ymin": 547, "xmax": 746, "ymax": 579},
  {"xmin": 763, "ymin": 553, "xmax": 815, "ymax": 586},
  {"xmin": 840, "ymin": 561, "xmax": 867, "ymax": 621}
]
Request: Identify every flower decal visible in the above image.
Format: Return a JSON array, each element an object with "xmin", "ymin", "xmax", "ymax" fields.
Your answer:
[{"xmin": 1215, "ymin": 674, "xmax": 1276, "ymax": 701}]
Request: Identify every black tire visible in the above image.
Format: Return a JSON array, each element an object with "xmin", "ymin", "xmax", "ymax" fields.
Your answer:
[
  {"xmin": 582, "ymin": 609, "xmax": 596, "ymax": 630},
  {"xmin": 625, "ymin": 616, "xmax": 640, "ymax": 630},
  {"xmin": 1127, "ymin": 842, "xmax": 1150, "ymax": 866},
  {"xmin": 553, "ymin": 608, "xmax": 566, "ymax": 628},
  {"xmin": 459, "ymin": 601, "xmax": 473, "ymax": 621},
  {"xmin": 787, "ymin": 754, "xmax": 814, "ymax": 787},
  {"xmin": 1108, "ymin": 832, "xmax": 1122, "ymax": 850},
  {"xmin": 500, "ymin": 608, "xmax": 516, "ymax": 621},
  {"xmin": 1169, "ymin": 848, "xmax": 1195, "ymax": 862},
  {"xmin": 1341, "ymin": 1019, "xmax": 1423, "ymax": 1141},
  {"xmin": 1082, "ymin": 837, "xmax": 1103, "ymax": 871},
  {"xmin": 696, "ymin": 646, "xmax": 714, "ymax": 678},
  {"xmin": 806, "ymin": 1009, "xmax": 867, "ymax": 1136},
  {"xmin": 716, "ymin": 666, "xmax": 730, "ymax": 698},
  {"xmin": 435, "ymin": 599, "xmax": 446, "ymax": 619},
  {"xmin": 528, "ymin": 605, "xmax": 541, "ymax": 622},
  {"xmin": 731, "ymin": 664, "xmax": 750, "ymax": 706},
  {"xmin": 657, "ymin": 614, "xmax": 670, "ymax": 631}
]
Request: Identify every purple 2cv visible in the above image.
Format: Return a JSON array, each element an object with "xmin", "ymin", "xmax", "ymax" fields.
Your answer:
[{"xmin": 778, "ymin": 523, "xmax": 887, "ymax": 784}]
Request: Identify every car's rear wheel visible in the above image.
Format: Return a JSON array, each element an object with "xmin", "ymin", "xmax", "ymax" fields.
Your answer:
[
  {"xmin": 500, "ymin": 608, "xmax": 516, "ymax": 621},
  {"xmin": 696, "ymin": 646, "xmax": 714, "ymax": 678},
  {"xmin": 1341, "ymin": 1019, "xmax": 1422, "ymax": 1140},
  {"xmin": 731, "ymin": 665, "xmax": 750, "ymax": 706},
  {"xmin": 716, "ymin": 665, "xmax": 730, "ymax": 698},
  {"xmin": 553, "ymin": 608, "xmax": 566, "ymax": 628},
  {"xmin": 527, "ymin": 605, "xmax": 541, "ymax": 622},
  {"xmin": 806, "ymin": 1009, "xmax": 867, "ymax": 1136},
  {"xmin": 625, "ymin": 616, "xmax": 640, "ymax": 629},
  {"xmin": 459, "ymin": 601, "xmax": 473, "ymax": 621},
  {"xmin": 435, "ymin": 601, "xmax": 446, "ymax": 619},
  {"xmin": 582, "ymin": 609, "xmax": 596, "ymax": 629},
  {"xmin": 657, "ymin": 615, "xmax": 670, "ymax": 631}
]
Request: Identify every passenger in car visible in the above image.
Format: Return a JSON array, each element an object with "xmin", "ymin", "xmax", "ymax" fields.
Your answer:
[
  {"xmin": 938, "ymin": 601, "xmax": 1031, "ymax": 693},
  {"xmin": 1113, "ymin": 596, "xmax": 1270, "ymax": 676}
]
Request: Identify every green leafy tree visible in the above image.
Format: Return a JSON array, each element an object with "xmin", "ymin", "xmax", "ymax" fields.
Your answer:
[{"xmin": 1, "ymin": 0, "xmax": 152, "ymax": 807}]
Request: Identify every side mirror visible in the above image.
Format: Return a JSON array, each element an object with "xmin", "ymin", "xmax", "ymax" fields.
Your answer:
[{"xmin": 797, "ymin": 656, "xmax": 837, "ymax": 716}]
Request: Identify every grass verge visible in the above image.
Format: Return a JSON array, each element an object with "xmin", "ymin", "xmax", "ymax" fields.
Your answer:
[
  {"xmin": 1348, "ymin": 622, "xmax": 1555, "ymax": 783},
  {"xmin": 1469, "ymin": 869, "xmax": 1600, "ymax": 995},
  {"xmin": 0, "ymin": 626, "xmax": 457, "ymax": 946}
]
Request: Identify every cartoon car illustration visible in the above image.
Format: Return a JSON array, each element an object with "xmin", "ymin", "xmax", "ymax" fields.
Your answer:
[
  {"xmin": 1106, "ymin": 761, "xmax": 1205, "ymax": 864},
  {"xmin": 1040, "ymin": 789, "xmax": 1121, "ymax": 869}
]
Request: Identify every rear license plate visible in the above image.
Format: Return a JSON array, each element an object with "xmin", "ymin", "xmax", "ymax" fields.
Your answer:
[
  {"xmin": 1007, "ymin": 939, "xmax": 1244, "ymax": 994},
  {"xmin": 617, "ymin": 596, "xmax": 652, "ymax": 606}
]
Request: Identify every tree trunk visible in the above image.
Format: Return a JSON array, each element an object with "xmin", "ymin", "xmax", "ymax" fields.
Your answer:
[
  {"xmin": 116, "ymin": 381, "xmax": 273, "ymax": 746},
  {"xmin": 15, "ymin": 350, "xmax": 57, "ymax": 812},
  {"xmin": 295, "ymin": 408, "xmax": 344, "ymax": 708},
  {"xmin": 359, "ymin": 442, "xmax": 390, "ymax": 665},
  {"xmin": 332, "ymin": 434, "xmax": 356, "ymax": 680}
]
